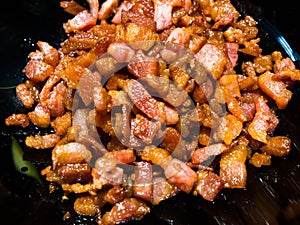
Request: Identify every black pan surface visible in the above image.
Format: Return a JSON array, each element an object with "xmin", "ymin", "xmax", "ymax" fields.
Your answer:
[{"xmin": 0, "ymin": 1, "xmax": 300, "ymax": 224}]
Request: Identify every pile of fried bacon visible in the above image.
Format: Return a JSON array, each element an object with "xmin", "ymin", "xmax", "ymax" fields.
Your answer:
[{"xmin": 5, "ymin": 0, "xmax": 300, "ymax": 224}]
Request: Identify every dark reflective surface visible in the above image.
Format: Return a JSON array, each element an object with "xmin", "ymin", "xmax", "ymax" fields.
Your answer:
[{"xmin": 0, "ymin": 1, "xmax": 299, "ymax": 224}]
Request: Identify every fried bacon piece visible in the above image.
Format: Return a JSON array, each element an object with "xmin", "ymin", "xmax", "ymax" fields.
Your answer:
[
  {"xmin": 16, "ymin": 83, "xmax": 35, "ymax": 108},
  {"xmin": 51, "ymin": 112, "xmax": 72, "ymax": 136},
  {"xmin": 127, "ymin": 55, "xmax": 159, "ymax": 78},
  {"xmin": 25, "ymin": 133, "xmax": 60, "ymax": 149},
  {"xmin": 219, "ymin": 144, "xmax": 248, "ymax": 188},
  {"xmin": 195, "ymin": 43, "xmax": 228, "ymax": 79},
  {"xmin": 46, "ymin": 82, "xmax": 68, "ymax": 118},
  {"xmin": 247, "ymin": 96, "xmax": 279, "ymax": 144},
  {"xmin": 194, "ymin": 170, "xmax": 224, "ymax": 201},
  {"xmin": 28, "ymin": 103, "xmax": 51, "ymax": 128},
  {"xmin": 210, "ymin": 0, "xmax": 240, "ymax": 29},
  {"xmin": 164, "ymin": 158, "xmax": 197, "ymax": 193},
  {"xmin": 5, "ymin": 113, "xmax": 29, "ymax": 128},
  {"xmin": 57, "ymin": 163, "xmax": 92, "ymax": 183},
  {"xmin": 217, "ymin": 114, "xmax": 243, "ymax": 145},
  {"xmin": 23, "ymin": 53, "xmax": 54, "ymax": 83},
  {"xmin": 124, "ymin": 79, "xmax": 166, "ymax": 121},
  {"xmin": 110, "ymin": 148, "xmax": 136, "ymax": 164},
  {"xmin": 260, "ymin": 136, "xmax": 291, "ymax": 157},
  {"xmin": 92, "ymin": 154, "xmax": 124, "ymax": 188},
  {"xmin": 52, "ymin": 142, "xmax": 92, "ymax": 168},
  {"xmin": 249, "ymin": 152, "xmax": 271, "ymax": 168},
  {"xmin": 63, "ymin": 10, "xmax": 97, "ymax": 33},
  {"xmin": 258, "ymin": 71, "xmax": 292, "ymax": 109},
  {"xmin": 134, "ymin": 161, "xmax": 153, "ymax": 202},
  {"xmin": 167, "ymin": 28, "xmax": 190, "ymax": 48},
  {"xmin": 98, "ymin": 0, "xmax": 119, "ymax": 20},
  {"xmin": 191, "ymin": 143, "xmax": 228, "ymax": 165},
  {"xmin": 152, "ymin": 177, "xmax": 179, "ymax": 205},
  {"xmin": 111, "ymin": 0, "xmax": 133, "ymax": 24},
  {"xmin": 131, "ymin": 114, "xmax": 163, "ymax": 145},
  {"xmin": 36, "ymin": 41, "xmax": 60, "ymax": 67},
  {"xmin": 104, "ymin": 185, "xmax": 126, "ymax": 204},
  {"xmin": 121, "ymin": 0, "xmax": 156, "ymax": 30},
  {"xmin": 74, "ymin": 195, "xmax": 97, "ymax": 216},
  {"xmin": 108, "ymin": 42, "xmax": 136, "ymax": 62},
  {"xmin": 152, "ymin": 0, "xmax": 190, "ymax": 31},
  {"xmin": 101, "ymin": 198, "xmax": 150, "ymax": 224},
  {"xmin": 60, "ymin": 0, "xmax": 85, "ymax": 15}
]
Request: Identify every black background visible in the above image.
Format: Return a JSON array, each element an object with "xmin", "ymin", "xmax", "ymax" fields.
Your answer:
[{"xmin": 0, "ymin": 1, "xmax": 299, "ymax": 225}]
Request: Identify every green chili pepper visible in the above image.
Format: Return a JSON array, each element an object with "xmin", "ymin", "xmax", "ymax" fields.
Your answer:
[
  {"xmin": 0, "ymin": 86, "xmax": 17, "ymax": 90},
  {"xmin": 11, "ymin": 136, "xmax": 42, "ymax": 184}
]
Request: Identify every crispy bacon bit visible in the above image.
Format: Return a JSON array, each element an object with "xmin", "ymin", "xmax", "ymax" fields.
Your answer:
[
  {"xmin": 111, "ymin": 148, "xmax": 136, "ymax": 164},
  {"xmin": 219, "ymin": 144, "xmax": 247, "ymax": 188},
  {"xmin": 261, "ymin": 136, "xmax": 291, "ymax": 157},
  {"xmin": 131, "ymin": 114, "xmax": 163, "ymax": 145},
  {"xmin": 134, "ymin": 161, "xmax": 153, "ymax": 202},
  {"xmin": 121, "ymin": 0, "xmax": 156, "ymax": 30},
  {"xmin": 258, "ymin": 71, "xmax": 292, "ymax": 109},
  {"xmin": 195, "ymin": 43, "xmax": 228, "ymax": 79},
  {"xmin": 87, "ymin": 0, "xmax": 100, "ymax": 18},
  {"xmin": 167, "ymin": 28, "xmax": 190, "ymax": 47},
  {"xmin": 152, "ymin": 0, "xmax": 185, "ymax": 31},
  {"xmin": 248, "ymin": 96, "xmax": 278, "ymax": 144},
  {"xmin": 194, "ymin": 170, "xmax": 224, "ymax": 201},
  {"xmin": 98, "ymin": 0, "xmax": 119, "ymax": 20},
  {"xmin": 5, "ymin": 113, "xmax": 30, "ymax": 128},
  {"xmin": 152, "ymin": 177, "xmax": 179, "ymax": 205},
  {"xmin": 37, "ymin": 41, "xmax": 59, "ymax": 67},
  {"xmin": 57, "ymin": 163, "xmax": 92, "ymax": 183},
  {"xmin": 112, "ymin": 1, "xmax": 133, "ymax": 24},
  {"xmin": 74, "ymin": 195, "xmax": 97, "ymax": 216},
  {"xmin": 60, "ymin": 0, "xmax": 86, "ymax": 15},
  {"xmin": 191, "ymin": 143, "xmax": 228, "ymax": 165},
  {"xmin": 93, "ymin": 86, "xmax": 109, "ymax": 112},
  {"xmin": 104, "ymin": 185, "xmax": 126, "ymax": 204},
  {"xmin": 164, "ymin": 104, "xmax": 179, "ymax": 125},
  {"xmin": 192, "ymin": 78, "xmax": 213, "ymax": 104},
  {"xmin": 23, "ymin": 55, "xmax": 54, "ymax": 83},
  {"xmin": 211, "ymin": 0, "xmax": 240, "ymax": 29},
  {"xmin": 93, "ymin": 154, "xmax": 124, "ymax": 188},
  {"xmin": 249, "ymin": 152, "xmax": 271, "ymax": 168},
  {"xmin": 127, "ymin": 55, "xmax": 159, "ymax": 78},
  {"xmin": 52, "ymin": 142, "xmax": 92, "ymax": 168},
  {"xmin": 225, "ymin": 42, "xmax": 239, "ymax": 67},
  {"xmin": 64, "ymin": 10, "xmax": 97, "ymax": 33},
  {"xmin": 153, "ymin": 0, "xmax": 173, "ymax": 31},
  {"xmin": 164, "ymin": 158, "xmax": 197, "ymax": 193},
  {"xmin": 160, "ymin": 127, "xmax": 181, "ymax": 153},
  {"xmin": 25, "ymin": 133, "xmax": 60, "ymax": 149},
  {"xmin": 217, "ymin": 114, "xmax": 243, "ymax": 145},
  {"xmin": 16, "ymin": 83, "xmax": 35, "ymax": 108},
  {"xmin": 101, "ymin": 198, "xmax": 150, "ymax": 224},
  {"xmin": 46, "ymin": 82, "xmax": 68, "ymax": 118},
  {"xmin": 219, "ymin": 74, "xmax": 241, "ymax": 101},
  {"xmin": 124, "ymin": 79, "xmax": 166, "ymax": 121},
  {"xmin": 61, "ymin": 182, "xmax": 95, "ymax": 194},
  {"xmin": 141, "ymin": 146, "xmax": 170, "ymax": 165},
  {"xmin": 28, "ymin": 103, "xmax": 51, "ymax": 128},
  {"xmin": 77, "ymin": 69, "xmax": 102, "ymax": 106},
  {"xmin": 108, "ymin": 42, "xmax": 136, "ymax": 62},
  {"xmin": 51, "ymin": 111, "xmax": 72, "ymax": 136}
]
